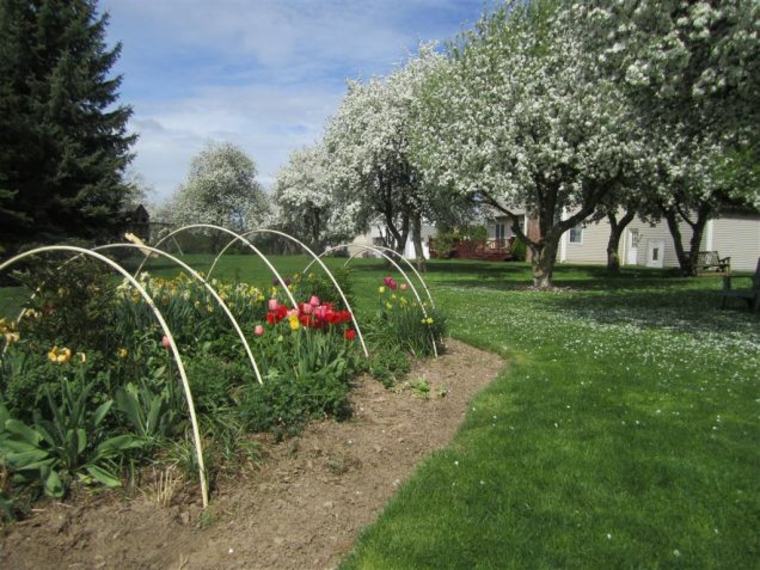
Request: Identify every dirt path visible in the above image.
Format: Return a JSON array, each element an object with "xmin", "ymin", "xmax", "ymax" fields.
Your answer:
[{"xmin": 1, "ymin": 339, "xmax": 504, "ymax": 569}]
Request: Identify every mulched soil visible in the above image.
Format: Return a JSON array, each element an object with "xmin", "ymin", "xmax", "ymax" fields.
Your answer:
[{"xmin": 0, "ymin": 339, "xmax": 504, "ymax": 569}]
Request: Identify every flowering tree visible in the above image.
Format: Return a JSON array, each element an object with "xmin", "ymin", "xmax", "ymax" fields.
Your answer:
[
  {"xmin": 411, "ymin": 2, "xmax": 641, "ymax": 288},
  {"xmin": 273, "ymin": 143, "xmax": 356, "ymax": 250},
  {"xmin": 166, "ymin": 142, "xmax": 269, "ymax": 237},
  {"xmin": 325, "ymin": 47, "xmax": 444, "ymax": 263},
  {"xmin": 584, "ymin": 0, "xmax": 760, "ymax": 275}
]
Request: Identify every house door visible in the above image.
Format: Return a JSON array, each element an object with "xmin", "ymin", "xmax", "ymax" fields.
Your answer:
[
  {"xmin": 646, "ymin": 239, "xmax": 665, "ymax": 268},
  {"xmin": 626, "ymin": 229, "xmax": 639, "ymax": 265}
]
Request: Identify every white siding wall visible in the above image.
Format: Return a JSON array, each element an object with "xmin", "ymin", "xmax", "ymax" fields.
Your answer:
[
  {"xmin": 711, "ymin": 216, "xmax": 760, "ymax": 272},
  {"xmin": 562, "ymin": 219, "xmax": 609, "ymax": 264},
  {"xmin": 625, "ymin": 217, "xmax": 693, "ymax": 268}
]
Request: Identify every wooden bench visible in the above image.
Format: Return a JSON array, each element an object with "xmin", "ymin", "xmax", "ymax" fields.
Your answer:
[
  {"xmin": 696, "ymin": 250, "xmax": 731, "ymax": 273},
  {"xmin": 719, "ymin": 258, "xmax": 760, "ymax": 312}
]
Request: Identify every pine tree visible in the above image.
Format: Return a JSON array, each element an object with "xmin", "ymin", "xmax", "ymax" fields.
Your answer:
[{"xmin": 0, "ymin": 0, "xmax": 135, "ymax": 250}]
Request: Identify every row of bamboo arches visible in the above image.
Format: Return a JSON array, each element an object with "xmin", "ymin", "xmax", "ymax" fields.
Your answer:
[{"xmin": 0, "ymin": 224, "xmax": 437, "ymax": 507}]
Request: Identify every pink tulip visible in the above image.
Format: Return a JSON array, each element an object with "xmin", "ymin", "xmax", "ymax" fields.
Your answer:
[
  {"xmin": 302, "ymin": 303, "xmax": 313, "ymax": 315},
  {"xmin": 287, "ymin": 308, "xmax": 299, "ymax": 319},
  {"xmin": 254, "ymin": 325, "xmax": 265, "ymax": 336},
  {"xmin": 268, "ymin": 299, "xmax": 279, "ymax": 311},
  {"xmin": 309, "ymin": 295, "xmax": 320, "ymax": 307},
  {"xmin": 161, "ymin": 335, "xmax": 171, "ymax": 350},
  {"xmin": 315, "ymin": 305, "xmax": 328, "ymax": 320}
]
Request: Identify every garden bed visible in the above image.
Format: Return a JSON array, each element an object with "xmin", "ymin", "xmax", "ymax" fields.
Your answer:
[{"xmin": 0, "ymin": 339, "xmax": 502, "ymax": 569}]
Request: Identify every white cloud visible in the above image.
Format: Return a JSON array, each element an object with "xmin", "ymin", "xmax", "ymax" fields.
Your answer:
[
  {"xmin": 103, "ymin": 0, "xmax": 486, "ymax": 202},
  {"xmin": 130, "ymin": 83, "xmax": 343, "ymax": 199}
]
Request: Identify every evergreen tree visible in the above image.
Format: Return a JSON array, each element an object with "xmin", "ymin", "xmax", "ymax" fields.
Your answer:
[{"xmin": 0, "ymin": 0, "xmax": 135, "ymax": 250}]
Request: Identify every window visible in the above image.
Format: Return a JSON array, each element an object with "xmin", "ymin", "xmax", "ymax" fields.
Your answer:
[
  {"xmin": 495, "ymin": 223, "xmax": 506, "ymax": 241},
  {"xmin": 568, "ymin": 225, "xmax": 583, "ymax": 244}
]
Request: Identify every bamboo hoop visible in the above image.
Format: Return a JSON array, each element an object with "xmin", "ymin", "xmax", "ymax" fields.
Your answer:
[
  {"xmin": 135, "ymin": 224, "xmax": 298, "ymax": 310},
  {"xmin": 303, "ymin": 244, "xmax": 438, "ymax": 358},
  {"xmin": 0, "ymin": 246, "xmax": 209, "ymax": 507},
  {"xmin": 208, "ymin": 229, "xmax": 369, "ymax": 359},
  {"xmin": 93, "ymin": 243, "xmax": 264, "ymax": 385}
]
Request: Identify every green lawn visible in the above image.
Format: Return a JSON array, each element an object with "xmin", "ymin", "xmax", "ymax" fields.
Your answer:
[{"xmin": 1, "ymin": 255, "xmax": 758, "ymax": 567}]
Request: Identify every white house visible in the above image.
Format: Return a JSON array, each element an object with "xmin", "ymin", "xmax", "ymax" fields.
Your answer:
[
  {"xmin": 348, "ymin": 220, "xmax": 436, "ymax": 260},
  {"xmin": 556, "ymin": 210, "xmax": 760, "ymax": 272}
]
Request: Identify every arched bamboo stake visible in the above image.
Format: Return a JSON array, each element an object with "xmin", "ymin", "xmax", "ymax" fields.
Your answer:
[
  {"xmin": 93, "ymin": 244, "xmax": 264, "ymax": 385},
  {"xmin": 304, "ymin": 244, "xmax": 438, "ymax": 358},
  {"xmin": 135, "ymin": 224, "xmax": 298, "ymax": 310},
  {"xmin": 0, "ymin": 246, "xmax": 209, "ymax": 507},
  {"xmin": 347, "ymin": 244, "xmax": 435, "ymax": 309},
  {"xmin": 208, "ymin": 229, "xmax": 369, "ymax": 359}
]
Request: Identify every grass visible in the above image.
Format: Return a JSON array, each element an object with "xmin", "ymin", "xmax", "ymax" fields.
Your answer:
[{"xmin": 1, "ymin": 254, "xmax": 758, "ymax": 567}]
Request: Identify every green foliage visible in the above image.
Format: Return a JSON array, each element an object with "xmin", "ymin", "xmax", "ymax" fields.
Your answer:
[
  {"xmin": 240, "ymin": 328, "xmax": 360, "ymax": 438},
  {"xmin": 0, "ymin": 0, "xmax": 136, "ymax": 248},
  {"xmin": 0, "ymin": 379, "xmax": 144, "ymax": 502},
  {"xmin": 12, "ymin": 258, "xmax": 119, "ymax": 355},
  {"xmin": 369, "ymin": 344, "xmax": 410, "ymax": 388},
  {"xmin": 510, "ymin": 236, "xmax": 527, "ymax": 261},
  {"xmin": 371, "ymin": 282, "xmax": 447, "ymax": 357}
]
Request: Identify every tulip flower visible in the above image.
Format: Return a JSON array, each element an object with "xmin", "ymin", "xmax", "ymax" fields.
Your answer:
[
  {"xmin": 344, "ymin": 328, "xmax": 356, "ymax": 341},
  {"xmin": 268, "ymin": 298, "xmax": 279, "ymax": 311},
  {"xmin": 302, "ymin": 303, "xmax": 313, "ymax": 315},
  {"xmin": 309, "ymin": 295, "xmax": 320, "ymax": 307},
  {"xmin": 161, "ymin": 335, "xmax": 172, "ymax": 350},
  {"xmin": 254, "ymin": 325, "xmax": 265, "ymax": 336}
]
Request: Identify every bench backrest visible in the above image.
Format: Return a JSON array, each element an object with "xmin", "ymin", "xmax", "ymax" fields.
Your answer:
[
  {"xmin": 753, "ymin": 258, "xmax": 760, "ymax": 290},
  {"xmin": 698, "ymin": 251, "xmax": 719, "ymax": 265}
]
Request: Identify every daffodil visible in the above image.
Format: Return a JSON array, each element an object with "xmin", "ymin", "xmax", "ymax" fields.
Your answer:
[
  {"xmin": 76, "ymin": 352, "xmax": 87, "ymax": 364},
  {"xmin": 378, "ymin": 286, "xmax": 386, "ymax": 294},
  {"xmin": 289, "ymin": 316, "xmax": 301, "ymax": 331},
  {"xmin": 4, "ymin": 331, "xmax": 20, "ymax": 345},
  {"xmin": 48, "ymin": 346, "xmax": 72, "ymax": 364},
  {"xmin": 116, "ymin": 347, "xmax": 129, "ymax": 359}
]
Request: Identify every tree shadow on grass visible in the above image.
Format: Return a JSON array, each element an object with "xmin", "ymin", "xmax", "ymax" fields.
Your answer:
[{"xmin": 545, "ymin": 286, "xmax": 759, "ymax": 337}]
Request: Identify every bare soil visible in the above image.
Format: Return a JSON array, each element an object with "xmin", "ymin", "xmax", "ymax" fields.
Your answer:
[{"xmin": 1, "ymin": 339, "xmax": 503, "ymax": 569}]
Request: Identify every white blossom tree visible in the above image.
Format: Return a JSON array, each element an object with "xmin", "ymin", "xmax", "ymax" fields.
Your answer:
[
  {"xmin": 411, "ymin": 1, "xmax": 642, "ymax": 288},
  {"xmin": 166, "ymin": 142, "xmax": 269, "ymax": 240},
  {"xmin": 325, "ymin": 46, "xmax": 445, "ymax": 264},
  {"xmin": 273, "ymin": 143, "xmax": 356, "ymax": 249},
  {"xmin": 584, "ymin": 0, "xmax": 760, "ymax": 275}
]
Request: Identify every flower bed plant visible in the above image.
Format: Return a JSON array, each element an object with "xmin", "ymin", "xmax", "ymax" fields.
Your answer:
[{"xmin": 0, "ymin": 258, "xmax": 445, "ymax": 520}]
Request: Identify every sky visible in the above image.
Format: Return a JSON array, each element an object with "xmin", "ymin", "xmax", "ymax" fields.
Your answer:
[{"xmin": 100, "ymin": 0, "xmax": 491, "ymax": 203}]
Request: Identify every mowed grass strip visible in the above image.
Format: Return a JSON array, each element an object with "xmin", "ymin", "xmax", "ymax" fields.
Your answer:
[
  {"xmin": 339, "ymin": 263, "xmax": 759, "ymax": 568},
  {"xmin": 2, "ymin": 255, "xmax": 758, "ymax": 567}
]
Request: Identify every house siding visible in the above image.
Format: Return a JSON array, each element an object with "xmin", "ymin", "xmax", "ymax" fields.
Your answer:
[
  {"xmin": 711, "ymin": 215, "xmax": 760, "ymax": 272},
  {"xmin": 624, "ymin": 217, "xmax": 694, "ymax": 268},
  {"xmin": 562, "ymin": 219, "xmax": 609, "ymax": 264}
]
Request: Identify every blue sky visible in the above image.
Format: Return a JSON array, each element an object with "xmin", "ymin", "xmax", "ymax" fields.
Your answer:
[{"xmin": 100, "ymin": 0, "xmax": 491, "ymax": 202}]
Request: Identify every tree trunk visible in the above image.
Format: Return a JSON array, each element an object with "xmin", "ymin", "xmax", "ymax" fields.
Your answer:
[
  {"xmin": 411, "ymin": 212, "xmax": 426, "ymax": 272},
  {"xmin": 529, "ymin": 233, "xmax": 560, "ymax": 289},
  {"xmin": 606, "ymin": 210, "xmax": 635, "ymax": 273},
  {"xmin": 664, "ymin": 205, "xmax": 711, "ymax": 277}
]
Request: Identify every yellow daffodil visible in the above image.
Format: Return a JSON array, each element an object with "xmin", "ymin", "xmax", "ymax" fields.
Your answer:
[
  {"xmin": 116, "ymin": 347, "xmax": 128, "ymax": 359},
  {"xmin": 48, "ymin": 346, "xmax": 72, "ymax": 364},
  {"xmin": 76, "ymin": 352, "xmax": 87, "ymax": 364},
  {"xmin": 426, "ymin": 317, "xmax": 434, "ymax": 325},
  {"xmin": 289, "ymin": 316, "xmax": 300, "ymax": 331},
  {"xmin": 4, "ymin": 331, "xmax": 20, "ymax": 345},
  {"xmin": 378, "ymin": 286, "xmax": 386, "ymax": 294}
]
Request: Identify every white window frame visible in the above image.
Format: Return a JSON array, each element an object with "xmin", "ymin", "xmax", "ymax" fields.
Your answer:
[{"xmin": 568, "ymin": 225, "xmax": 584, "ymax": 245}]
